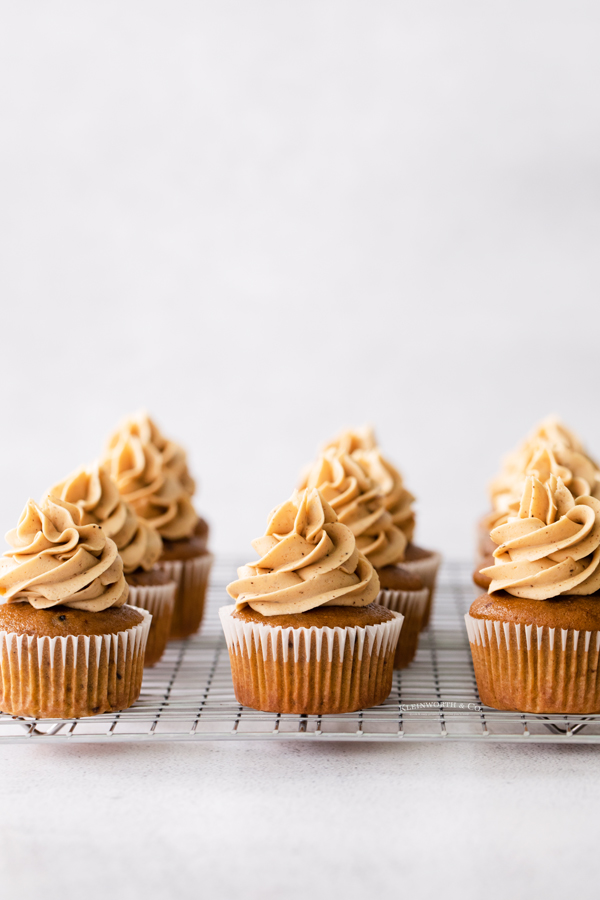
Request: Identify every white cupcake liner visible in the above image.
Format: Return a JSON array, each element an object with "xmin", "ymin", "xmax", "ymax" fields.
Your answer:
[
  {"xmin": 465, "ymin": 613, "xmax": 600, "ymax": 714},
  {"xmin": 156, "ymin": 552, "xmax": 214, "ymax": 639},
  {"xmin": 219, "ymin": 604, "xmax": 403, "ymax": 714},
  {"xmin": 401, "ymin": 550, "xmax": 442, "ymax": 628},
  {"xmin": 127, "ymin": 581, "xmax": 176, "ymax": 667},
  {"xmin": 376, "ymin": 587, "xmax": 429, "ymax": 668},
  {"xmin": 0, "ymin": 607, "xmax": 151, "ymax": 719}
]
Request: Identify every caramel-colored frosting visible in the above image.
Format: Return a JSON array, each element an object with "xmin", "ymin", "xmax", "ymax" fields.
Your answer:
[
  {"xmin": 0, "ymin": 497, "xmax": 128, "ymax": 611},
  {"xmin": 106, "ymin": 412, "xmax": 196, "ymax": 496},
  {"xmin": 303, "ymin": 449, "xmax": 406, "ymax": 567},
  {"xmin": 481, "ymin": 475, "xmax": 600, "ymax": 599},
  {"xmin": 47, "ymin": 463, "xmax": 163, "ymax": 573},
  {"xmin": 101, "ymin": 426, "xmax": 198, "ymax": 541},
  {"xmin": 226, "ymin": 488, "xmax": 380, "ymax": 616},
  {"xmin": 321, "ymin": 427, "xmax": 416, "ymax": 542},
  {"xmin": 489, "ymin": 416, "xmax": 600, "ymax": 513}
]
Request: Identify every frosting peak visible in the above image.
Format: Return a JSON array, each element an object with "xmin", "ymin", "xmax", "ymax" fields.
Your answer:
[
  {"xmin": 321, "ymin": 427, "xmax": 416, "ymax": 543},
  {"xmin": 489, "ymin": 416, "xmax": 600, "ymax": 513},
  {"xmin": 101, "ymin": 425, "xmax": 198, "ymax": 541},
  {"xmin": 108, "ymin": 411, "xmax": 196, "ymax": 497},
  {"xmin": 226, "ymin": 488, "xmax": 380, "ymax": 616},
  {"xmin": 303, "ymin": 449, "xmax": 407, "ymax": 567},
  {"xmin": 0, "ymin": 497, "xmax": 128, "ymax": 611},
  {"xmin": 47, "ymin": 463, "xmax": 163, "ymax": 573},
  {"xmin": 482, "ymin": 475, "xmax": 600, "ymax": 599}
]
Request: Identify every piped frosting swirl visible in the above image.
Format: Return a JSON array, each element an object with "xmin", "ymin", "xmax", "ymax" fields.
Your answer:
[
  {"xmin": 47, "ymin": 463, "xmax": 163, "ymax": 573},
  {"xmin": 101, "ymin": 427, "xmax": 198, "ymax": 541},
  {"xmin": 303, "ymin": 449, "xmax": 407, "ymax": 567},
  {"xmin": 0, "ymin": 497, "xmax": 128, "ymax": 611},
  {"xmin": 489, "ymin": 416, "xmax": 600, "ymax": 514},
  {"xmin": 322, "ymin": 427, "xmax": 416, "ymax": 543},
  {"xmin": 481, "ymin": 475, "xmax": 600, "ymax": 599},
  {"xmin": 108, "ymin": 411, "xmax": 196, "ymax": 496},
  {"xmin": 226, "ymin": 488, "xmax": 380, "ymax": 616}
]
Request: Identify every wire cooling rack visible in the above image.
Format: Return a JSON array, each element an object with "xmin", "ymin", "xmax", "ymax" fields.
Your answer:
[{"xmin": 3, "ymin": 557, "xmax": 600, "ymax": 743}]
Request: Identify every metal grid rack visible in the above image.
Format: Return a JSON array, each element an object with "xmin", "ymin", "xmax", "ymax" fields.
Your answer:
[{"xmin": 2, "ymin": 557, "xmax": 600, "ymax": 744}]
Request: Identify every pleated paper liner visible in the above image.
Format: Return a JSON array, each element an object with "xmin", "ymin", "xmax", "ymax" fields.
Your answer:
[
  {"xmin": 156, "ymin": 552, "xmax": 214, "ymax": 640},
  {"xmin": 377, "ymin": 587, "xmax": 429, "ymax": 668},
  {"xmin": 127, "ymin": 581, "xmax": 176, "ymax": 666},
  {"xmin": 0, "ymin": 608, "xmax": 151, "ymax": 718},
  {"xmin": 401, "ymin": 550, "xmax": 442, "ymax": 629},
  {"xmin": 465, "ymin": 613, "xmax": 600, "ymax": 714},
  {"xmin": 219, "ymin": 604, "xmax": 403, "ymax": 715}
]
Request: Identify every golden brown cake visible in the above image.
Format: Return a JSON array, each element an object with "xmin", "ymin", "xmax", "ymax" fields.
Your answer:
[
  {"xmin": 221, "ymin": 488, "xmax": 403, "ymax": 714},
  {"xmin": 101, "ymin": 412, "xmax": 213, "ymax": 640},
  {"xmin": 0, "ymin": 498, "xmax": 150, "ymax": 717},
  {"xmin": 125, "ymin": 569, "xmax": 175, "ymax": 666},
  {"xmin": 48, "ymin": 462, "xmax": 176, "ymax": 666},
  {"xmin": 467, "ymin": 473, "xmax": 600, "ymax": 714}
]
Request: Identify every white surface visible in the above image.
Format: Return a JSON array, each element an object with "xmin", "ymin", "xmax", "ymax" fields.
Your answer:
[
  {"xmin": 1, "ymin": 2, "xmax": 600, "ymax": 558},
  {"xmin": 2, "ymin": 7, "xmax": 600, "ymax": 897},
  {"xmin": 1, "ymin": 740, "xmax": 600, "ymax": 899}
]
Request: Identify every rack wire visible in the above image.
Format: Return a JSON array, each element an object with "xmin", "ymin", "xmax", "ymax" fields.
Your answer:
[{"xmin": 2, "ymin": 557, "xmax": 600, "ymax": 743}]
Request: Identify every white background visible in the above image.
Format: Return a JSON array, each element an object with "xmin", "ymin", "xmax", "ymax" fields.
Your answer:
[
  {"xmin": 2, "ymin": 2, "xmax": 600, "ymax": 557},
  {"xmin": 2, "ymin": 4, "xmax": 600, "ymax": 899}
]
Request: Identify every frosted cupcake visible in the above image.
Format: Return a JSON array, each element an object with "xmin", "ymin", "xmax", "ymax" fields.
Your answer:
[
  {"xmin": 0, "ymin": 497, "xmax": 150, "ymax": 717},
  {"xmin": 102, "ymin": 413, "xmax": 213, "ymax": 639},
  {"xmin": 467, "ymin": 474, "xmax": 600, "ymax": 713},
  {"xmin": 303, "ymin": 449, "xmax": 428, "ymax": 667},
  {"xmin": 48, "ymin": 463, "xmax": 176, "ymax": 666},
  {"xmin": 475, "ymin": 417, "xmax": 600, "ymax": 588},
  {"xmin": 321, "ymin": 427, "xmax": 441, "ymax": 627},
  {"xmin": 221, "ymin": 488, "xmax": 403, "ymax": 714}
]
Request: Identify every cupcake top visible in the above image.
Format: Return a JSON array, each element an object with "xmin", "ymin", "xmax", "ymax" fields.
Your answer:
[
  {"xmin": 47, "ymin": 463, "xmax": 163, "ymax": 573},
  {"xmin": 226, "ymin": 488, "xmax": 380, "ymax": 616},
  {"xmin": 481, "ymin": 474, "xmax": 600, "ymax": 600},
  {"xmin": 488, "ymin": 416, "xmax": 600, "ymax": 514},
  {"xmin": 322, "ymin": 427, "xmax": 416, "ymax": 543},
  {"xmin": 303, "ymin": 449, "xmax": 407, "ymax": 567},
  {"xmin": 107, "ymin": 411, "xmax": 196, "ymax": 497},
  {"xmin": 101, "ymin": 425, "xmax": 198, "ymax": 541},
  {"xmin": 0, "ymin": 497, "xmax": 128, "ymax": 611}
]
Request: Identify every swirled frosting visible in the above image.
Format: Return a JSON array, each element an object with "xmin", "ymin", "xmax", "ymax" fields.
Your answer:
[
  {"xmin": 489, "ymin": 417, "xmax": 600, "ymax": 513},
  {"xmin": 322, "ymin": 428, "xmax": 416, "ymax": 542},
  {"xmin": 47, "ymin": 463, "xmax": 163, "ymax": 573},
  {"xmin": 101, "ymin": 429, "xmax": 198, "ymax": 541},
  {"xmin": 107, "ymin": 411, "xmax": 196, "ymax": 496},
  {"xmin": 226, "ymin": 488, "xmax": 380, "ymax": 616},
  {"xmin": 0, "ymin": 497, "xmax": 128, "ymax": 611},
  {"xmin": 303, "ymin": 449, "xmax": 406, "ymax": 567},
  {"xmin": 481, "ymin": 475, "xmax": 600, "ymax": 599}
]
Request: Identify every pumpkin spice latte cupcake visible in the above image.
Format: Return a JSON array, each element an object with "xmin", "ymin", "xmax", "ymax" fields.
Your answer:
[
  {"xmin": 322, "ymin": 427, "xmax": 441, "ymax": 627},
  {"xmin": 467, "ymin": 474, "xmax": 600, "ymax": 714},
  {"xmin": 0, "ymin": 497, "xmax": 150, "ymax": 717},
  {"xmin": 48, "ymin": 463, "xmax": 176, "ymax": 666},
  {"xmin": 102, "ymin": 413, "xmax": 213, "ymax": 639},
  {"xmin": 221, "ymin": 488, "xmax": 403, "ymax": 715},
  {"xmin": 302, "ymin": 448, "xmax": 428, "ymax": 667}
]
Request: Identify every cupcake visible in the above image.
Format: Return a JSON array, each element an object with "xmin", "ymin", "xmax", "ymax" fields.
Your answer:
[
  {"xmin": 48, "ymin": 463, "xmax": 176, "ymax": 666},
  {"xmin": 302, "ymin": 448, "xmax": 428, "ymax": 667},
  {"xmin": 467, "ymin": 474, "xmax": 600, "ymax": 714},
  {"xmin": 475, "ymin": 417, "xmax": 600, "ymax": 586},
  {"xmin": 102, "ymin": 412, "xmax": 213, "ymax": 639},
  {"xmin": 0, "ymin": 497, "xmax": 150, "ymax": 717},
  {"xmin": 321, "ymin": 427, "xmax": 441, "ymax": 627},
  {"xmin": 221, "ymin": 488, "xmax": 403, "ymax": 714}
]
